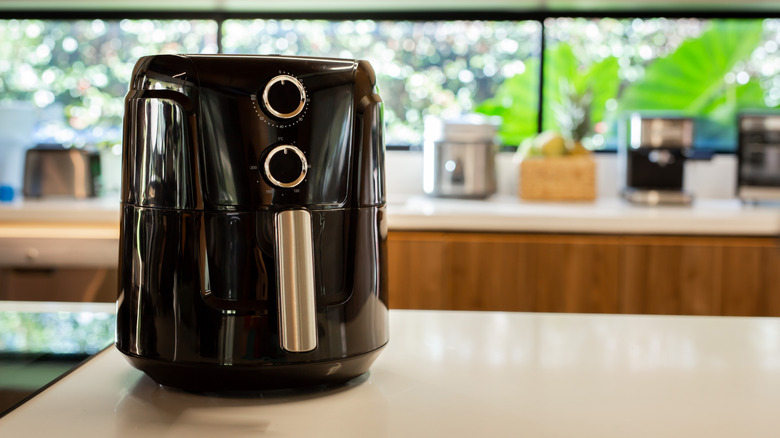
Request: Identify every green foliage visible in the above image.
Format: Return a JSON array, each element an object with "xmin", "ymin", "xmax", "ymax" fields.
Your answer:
[
  {"xmin": 0, "ymin": 311, "xmax": 114, "ymax": 354},
  {"xmin": 619, "ymin": 19, "xmax": 766, "ymax": 118},
  {"xmin": 474, "ymin": 59, "xmax": 539, "ymax": 146},
  {"xmin": 2, "ymin": 19, "xmax": 542, "ymax": 148},
  {"xmin": 479, "ymin": 18, "xmax": 773, "ymax": 149},
  {"xmin": 3, "ymin": 18, "xmax": 773, "ymax": 149},
  {"xmin": 543, "ymin": 43, "xmax": 619, "ymax": 139},
  {"xmin": 703, "ymin": 81, "xmax": 767, "ymax": 124},
  {"xmin": 477, "ymin": 42, "xmax": 619, "ymax": 145},
  {"xmin": 0, "ymin": 19, "xmax": 217, "ymax": 145}
]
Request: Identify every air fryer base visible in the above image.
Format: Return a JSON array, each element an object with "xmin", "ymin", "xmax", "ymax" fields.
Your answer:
[{"xmin": 117, "ymin": 344, "xmax": 387, "ymax": 392}]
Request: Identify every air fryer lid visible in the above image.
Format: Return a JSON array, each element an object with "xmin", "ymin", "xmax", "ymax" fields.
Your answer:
[{"xmin": 122, "ymin": 55, "xmax": 378, "ymax": 211}]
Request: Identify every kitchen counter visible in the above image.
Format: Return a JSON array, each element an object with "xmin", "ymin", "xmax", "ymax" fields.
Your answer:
[
  {"xmin": 0, "ymin": 197, "xmax": 120, "ymax": 224},
  {"xmin": 0, "ymin": 198, "xmax": 120, "ymax": 267},
  {"xmin": 0, "ymin": 195, "xmax": 778, "ymax": 267},
  {"xmin": 390, "ymin": 195, "xmax": 780, "ymax": 235},
  {"xmin": 2, "ymin": 309, "xmax": 780, "ymax": 437},
  {"xmin": 2, "ymin": 194, "xmax": 780, "ymax": 234}
]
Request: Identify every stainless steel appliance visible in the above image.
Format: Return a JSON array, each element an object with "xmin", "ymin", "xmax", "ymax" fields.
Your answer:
[
  {"xmin": 737, "ymin": 114, "xmax": 780, "ymax": 202},
  {"xmin": 23, "ymin": 145, "xmax": 100, "ymax": 198},
  {"xmin": 620, "ymin": 115, "xmax": 694, "ymax": 205},
  {"xmin": 423, "ymin": 115, "xmax": 498, "ymax": 199},
  {"xmin": 116, "ymin": 55, "xmax": 389, "ymax": 391}
]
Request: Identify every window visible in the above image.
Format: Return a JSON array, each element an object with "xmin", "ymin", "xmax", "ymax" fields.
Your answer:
[
  {"xmin": 222, "ymin": 19, "xmax": 541, "ymax": 148},
  {"xmin": 0, "ymin": 19, "xmax": 218, "ymax": 149},
  {"xmin": 1, "ymin": 13, "xmax": 779, "ymax": 155},
  {"xmin": 543, "ymin": 18, "xmax": 780, "ymax": 151}
]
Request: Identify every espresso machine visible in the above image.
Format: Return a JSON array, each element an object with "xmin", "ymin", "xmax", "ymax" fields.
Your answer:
[
  {"xmin": 620, "ymin": 114, "xmax": 694, "ymax": 205},
  {"xmin": 737, "ymin": 113, "xmax": 780, "ymax": 203},
  {"xmin": 116, "ymin": 55, "xmax": 389, "ymax": 391}
]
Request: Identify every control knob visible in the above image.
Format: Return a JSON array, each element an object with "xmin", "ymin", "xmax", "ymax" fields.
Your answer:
[
  {"xmin": 262, "ymin": 74, "xmax": 306, "ymax": 119},
  {"xmin": 264, "ymin": 145, "xmax": 308, "ymax": 188}
]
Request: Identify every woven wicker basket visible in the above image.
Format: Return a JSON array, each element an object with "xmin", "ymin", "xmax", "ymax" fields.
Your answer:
[{"xmin": 519, "ymin": 155, "xmax": 596, "ymax": 201}]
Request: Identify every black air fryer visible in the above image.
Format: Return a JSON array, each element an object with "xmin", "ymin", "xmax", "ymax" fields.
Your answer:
[{"xmin": 116, "ymin": 54, "xmax": 388, "ymax": 391}]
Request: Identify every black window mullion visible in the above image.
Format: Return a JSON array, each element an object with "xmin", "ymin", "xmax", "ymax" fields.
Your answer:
[{"xmin": 537, "ymin": 18, "xmax": 545, "ymax": 136}]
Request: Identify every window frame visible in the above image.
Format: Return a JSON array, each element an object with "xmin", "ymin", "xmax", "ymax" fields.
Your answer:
[{"xmin": 2, "ymin": 8, "xmax": 779, "ymax": 153}]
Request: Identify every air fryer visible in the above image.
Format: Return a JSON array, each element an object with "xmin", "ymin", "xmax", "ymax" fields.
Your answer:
[{"xmin": 115, "ymin": 54, "xmax": 388, "ymax": 391}]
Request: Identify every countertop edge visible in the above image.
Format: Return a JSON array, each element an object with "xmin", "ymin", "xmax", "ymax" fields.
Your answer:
[{"xmin": 2, "ymin": 196, "xmax": 779, "ymax": 237}]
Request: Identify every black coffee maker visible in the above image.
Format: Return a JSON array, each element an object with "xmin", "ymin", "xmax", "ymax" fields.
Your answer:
[
  {"xmin": 116, "ymin": 55, "xmax": 388, "ymax": 391},
  {"xmin": 620, "ymin": 114, "xmax": 694, "ymax": 205}
]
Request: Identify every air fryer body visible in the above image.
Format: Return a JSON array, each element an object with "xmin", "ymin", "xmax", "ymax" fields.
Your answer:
[{"xmin": 116, "ymin": 55, "xmax": 388, "ymax": 391}]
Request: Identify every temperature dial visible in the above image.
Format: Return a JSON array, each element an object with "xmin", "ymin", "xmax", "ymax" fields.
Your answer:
[
  {"xmin": 264, "ymin": 145, "xmax": 308, "ymax": 188},
  {"xmin": 262, "ymin": 74, "xmax": 306, "ymax": 119}
]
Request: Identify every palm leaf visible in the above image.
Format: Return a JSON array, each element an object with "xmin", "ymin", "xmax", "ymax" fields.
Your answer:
[
  {"xmin": 542, "ymin": 42, "xmax": 619, "ymax": 137},
  {"xmin": 474, "ymin": 59, "xmax": 540, "ymax": 145},
  {"xmin": 619, "ymin": 20, "xmax": 764, "ymax": 115}
]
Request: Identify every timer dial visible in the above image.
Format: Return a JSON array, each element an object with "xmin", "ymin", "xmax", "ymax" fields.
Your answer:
[
  {"xmin": 264, "ymin": 145, "xmax": 308, "ymax": 188},
  {"xmin": 262, "ymin": 74, "xmax": 306, "ymax": 120}
]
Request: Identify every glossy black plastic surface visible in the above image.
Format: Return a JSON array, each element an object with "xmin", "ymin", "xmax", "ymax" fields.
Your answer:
[
  {"xmin": 625, "ymin": 148, "xmax": 686, "ymax": 190},
  {"xmin": 116, "ymin": 55, "xmax": 388, "ymax": 391},
  {"xmin": 122, "ymin": 348, "xmax": 384, "ymax": 392},
  {"xmin": 121, "ymin": 54, "xmax": 385, "ymax": 210}
]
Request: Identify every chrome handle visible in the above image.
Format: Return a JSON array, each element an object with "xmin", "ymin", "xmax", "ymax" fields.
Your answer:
[{"xmin": 275, "ymin": 209, "xmax": 317, "ymax": 352}]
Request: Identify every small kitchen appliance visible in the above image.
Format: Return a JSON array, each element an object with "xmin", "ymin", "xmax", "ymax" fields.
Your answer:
[
  {"xmin": 620, "ymin": 114, "xmax": 694, "ymax": 205},
  {"xmin": 23, "ymin": 144, "xmax": 100, "ymax": 198},
  {"xmin": 423, "ymin": 114, "xmax": 498, "ymax": 199},
  {"xmin": 116, "ymin": 55, "xmax": 389, "ymax": 391},
  {"xmin": 737, "ymin": 113, "xmax": 780, "ymax": 203}
]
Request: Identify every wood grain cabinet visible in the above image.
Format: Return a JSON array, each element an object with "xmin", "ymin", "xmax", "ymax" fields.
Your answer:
[
  {"xmin": 387, "ymin": 231, "xmax": 780, "ymax": 316},
  {"xmin": 388, "ymin": 232, "xmax": 622, "ymax": 313}
]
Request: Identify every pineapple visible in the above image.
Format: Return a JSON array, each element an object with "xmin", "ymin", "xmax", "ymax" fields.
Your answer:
[{"xmin": 551, "ymin": 79, "xmax": 592, "ymax": 155}]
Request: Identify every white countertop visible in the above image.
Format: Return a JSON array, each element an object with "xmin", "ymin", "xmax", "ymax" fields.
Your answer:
[
  {"xmin": 0, "ymin": 198, "xmax": 120, "ymax": 267},
  {"xmin": 389, "ymin": 195, "xmax": 780, "ymax": 235},
  {"xmin": 0, "ymin": 196, "xmax": 121, "ymax": 224},
  {"xmin": 2, "ymin": 309, "xmax": 780, "ymax": 437}
]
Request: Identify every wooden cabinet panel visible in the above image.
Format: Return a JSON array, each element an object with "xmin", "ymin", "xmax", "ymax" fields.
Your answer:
[
  {"xmin": 386, "ymin": 232, "xmax": 450, "ymax": 310},
  {"xmin": 388, "ymin": 232, "xmax": 620, "ymax": 313},
  {"xmin": 526, "ymin": 238, "xmax": 621, "ymax": 313},
  {"xmin": 446, "ymin": 237, "xmax": 528, "ymax": 311},
  {"xmin": 388, "ymin": 231, "xmax": 779, "ymax": 316},
  {"xmin": 620, "ymin": 237, "xmax": 723, "ymax": 315},
  {"xmin": 0, "ymin": 268, "xmax": 116, "ymax": 302},
  {"xmin": 719, "ymin": 241, "xmax": 780, "ymax": 316}
]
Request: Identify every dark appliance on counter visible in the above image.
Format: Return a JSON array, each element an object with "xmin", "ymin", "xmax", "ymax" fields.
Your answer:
[
  {"xmin": 116, "ymin": 54, "xmax": 389, "ymax": 392},
  {"xmin": 737, "ymin": 114, "xmax": 780, "ymax": 203},
  {"xmin": 620, "ymin": 115, "xmax": 694, "ymax": 205},
  {"xmin": 23, "ymin": 144, "xmax": 100, "ymax": 198}
]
